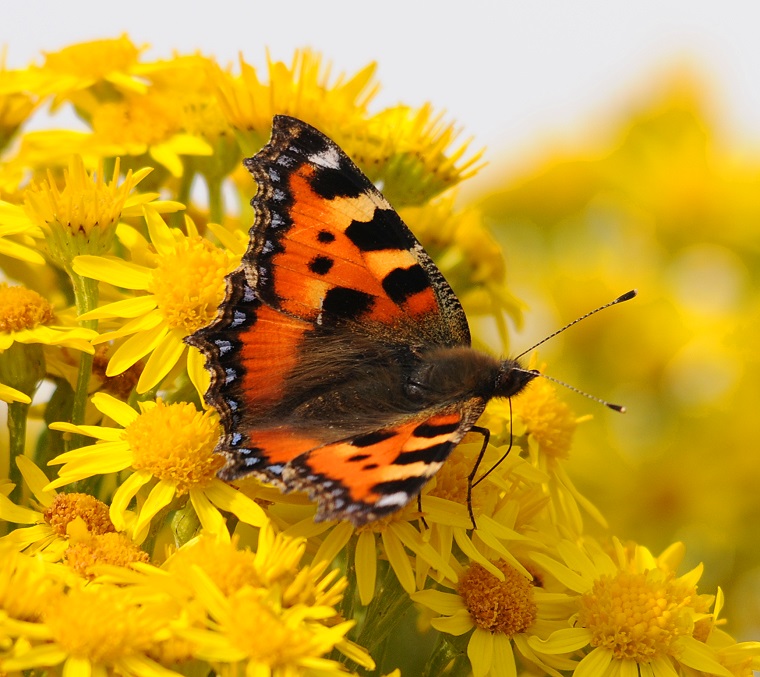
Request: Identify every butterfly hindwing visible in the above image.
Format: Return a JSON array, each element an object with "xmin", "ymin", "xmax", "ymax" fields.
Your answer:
[{"xmin": 227, "ymin": 401, "xmax": 486, "ymax": 524}]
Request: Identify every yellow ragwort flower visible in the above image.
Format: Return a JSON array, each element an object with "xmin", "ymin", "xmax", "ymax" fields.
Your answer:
[
  {"xmin": 48, "ymin": 392, "xmax": 267, "ymax": 541},
  {"xmin": 413, "ymin": 557, "xmax": 578, "ymax": 677},
  {"xmin": 178, "ymin": 562, "xmax": 374, "ymax": 676},
  {"xmin": 22, "ymin": 155, "xmax": 179, "ymax": 268},
  {"xmin": 0, "ymin": 455, "xmax": 116, "ymax": 559},
  {"xmin": 74, "ymin": 206, "xmax": 238, "ymax": 393},
  {"xmin": 1, "ymin": 582, "xmax": 175, "ymax": 677},
  {"xmin": 531, "ymin": 538, "xmax": 734, "ymax": 677}
]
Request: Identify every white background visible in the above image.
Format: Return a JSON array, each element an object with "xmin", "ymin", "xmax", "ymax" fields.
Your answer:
[{"xmin": 4, "ymin": 0, "xmax": 760, "ymax": 174}]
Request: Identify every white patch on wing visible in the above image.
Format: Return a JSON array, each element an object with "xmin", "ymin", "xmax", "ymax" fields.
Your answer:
[
  {"xmin": 375, "ymin": 491, "xmax": 410, "ymax": 508},
  {"xmin": 308, "ymin": 147, "xmax": 341, "ymax": 170}
]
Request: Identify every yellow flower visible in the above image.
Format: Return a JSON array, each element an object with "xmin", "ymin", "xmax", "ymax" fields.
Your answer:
[
  {"xmin": 210, "ymin": 48, "xmax": 378, "ymax": 156},
  {"xmin": 34, "ymin": 34, "xmax": 148, "ymax": 104},
  {"xmin": 531, "ymin": 538, "xmax": 734, "ymax": 677},
  {"xmin": 22, "ymin": 155, "xmax": 180, "ymax": 268},
  {"xmin": 0, "ymin": 283, "xmax": 95, "ymax": 352},
  {"xmin": 1, "ymin": 582, "xmax": 177, "ymax": 677},
  {"xmin": 178, "ymin": 562, "xmax": 374, "ymax": 676},
  {"xmin": 413, "ymin": 557, "xmax": 578, "ymax": 677},
  {"xmin": 480, "ymin": 369, "xmax": 605, "ymax": 534},
  {"xmin": 74, "ymin": 206, "xmax": 237, "ymax": 393},
  {"xmin": 48, "ymin": 392, "xmax": 267, "ymax": 540},
  {"xmin": 0, "ymin": 546, "xmax": 67, "ymax": 625},
  {"xmin": 0, "ymin": 283, "xmax": 95, "ymax": 399},
  {"xmin": 0, "ymin": 455, "xmax": 115, "ymax": 558}
]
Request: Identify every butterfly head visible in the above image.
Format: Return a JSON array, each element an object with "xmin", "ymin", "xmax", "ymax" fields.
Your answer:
[{"xmin": 494, "ymin": 360, "xmax": 539, "ymax": 399}]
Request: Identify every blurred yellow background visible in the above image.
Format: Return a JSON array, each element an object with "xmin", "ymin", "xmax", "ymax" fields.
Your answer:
[{"xmin": 476, "ymin": 71, "xmax": 760, "ymax": 640}]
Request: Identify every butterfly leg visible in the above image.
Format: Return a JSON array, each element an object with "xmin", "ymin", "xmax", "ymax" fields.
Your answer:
[
  {"xmin": 466, "ymin": 424, "xmax": 491, "ymax": 529},
  {"xmin": 472, "ymin": 397, "xmax": 514, "ymax": 489},
  {"xmin": 416, "ymin": 494, "xmax": 429, "ymax": 530}
]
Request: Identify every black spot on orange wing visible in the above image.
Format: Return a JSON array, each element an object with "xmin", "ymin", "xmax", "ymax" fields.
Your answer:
[
  {"xmin": 310, "ymin": 166, "xmax": 366, "ymax": 200},
  {"xmin": 382, "ymin": 265, "xmax": 430, "ymax": 305},
  {"xmin": 321, "ymin": 287, "xmax": 375, "ymax": 319},
  {"xmin": 317, "ymin": 230, "xmax": 335, "ymax": 243},
  {"xmin": 344, "ymin": 209, "xmax": 413, "ymax": 252},
  {"xmin": 308, "ymin": 255, "xmax": 334, "ymax": 275}
]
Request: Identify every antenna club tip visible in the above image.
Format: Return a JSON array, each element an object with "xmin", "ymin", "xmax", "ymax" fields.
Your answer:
[
  {"xmin": 607, "ymin": 403, "xmax": 626, "ymax": 413},
  {"xmin": 616, "ymin": 290, "xmax": 638, "ymax": 303}
]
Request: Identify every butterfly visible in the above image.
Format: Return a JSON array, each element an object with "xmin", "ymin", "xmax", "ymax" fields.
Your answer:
[{"xmin": 187, "ymin": 115, "xmax": 544, "ymax": 526}]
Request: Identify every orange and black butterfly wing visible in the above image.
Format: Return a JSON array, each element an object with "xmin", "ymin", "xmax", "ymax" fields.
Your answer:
[
  {"xmin": 188, "ymin": 116, "xmax": 477, "ymax": 509},
  {"xmin": 284, "ymin": 403, "xmax": 487, "ymax": 524},
  {"xmin": 239, "ymin": 115, "xmax": 470, "ymax": 345}
]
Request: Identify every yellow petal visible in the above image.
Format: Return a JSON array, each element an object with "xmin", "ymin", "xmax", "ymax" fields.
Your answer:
[
  {"xmin": 204, "ymin": 479, "xmax": 268, "ymax": 527},
  {"xmin": 312, "ymin": 520, "xmax": 353, "ymax": 564},
  {"xmin": 91, "ymin": 310, "xmax": 164, "ymax": 344},
  {"xmin": 574, "ymin": 648, "xmax": 614, "ymax": 677},
  {"xmin": 79, "ymin": 295, "xmax": 157, "ymax": 320},
  {"xmin": 411, "ymin": 589, "xmax": 463, "ymax": 616},
  {"xmin": 528, "ymin": 628, "xmax": 592, "ymax": 654},
  {"xmin": 430, "ymin": 610, "xmax": 474, "ymax": 636},
  {"xmin": 16, "ymin": 455, "xmax": 57, "ymax": 506},
  {"xmin": 107, "ymin": 322, "xmax": 168, "ymax": 377},
  {"xmin": 73, "ymin": 255, "xmax": 152, "ymax": 289},
  {"xmin": 134, "ymin": 480, "xmax": 177, "ymax": 534},
  {"xmin": 91, "ymin": 392, "xmax": 139, "ymax": 427},
  {"xmin": 356, "ymin": 529, "xmax": 377, "ymax": 606},
  {"xmin": 142, "ymin": 204, "xmax": 176, "ymax": 256},
  {"xmin": 468, "ymin": 628, "xmax": 494, "ymax": 677},
  {"xmin": 136, "ymin": 330, "xmax": 185, "ymax": 393},
  {"xmin": 381, "ymin": 527, "xmax": 415, "ymax": 594},
  {"xmin": 110, "ymin": 470, "xmax": 153, "ymax": 531},
  {"xmin": 0, "ymin": 492, "xmax": 43, "ymax": 524},
  {"xmin": 491, "ymin": 633, "xmax": 516, "ymax": 677},
  {"xmin": 189, "ymin": 488, "xmax": 228, "ymax": 540}
]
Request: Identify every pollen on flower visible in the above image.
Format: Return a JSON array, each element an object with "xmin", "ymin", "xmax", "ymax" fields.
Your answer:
[
  {"xmin": 457, "ymin": 560, "xmax": 537, "ymax": 636},
  {"xmin": 44, "ymin": 492, "xmax": 115, "ymax": 537},
  {"xmin": 578, "ymin": 570, "xmax": 697, "ymax": 662},
  {"xmin": 45, "ymin": 585, "xmax": 160, "ymax": 664},
  {"xmin": 64, "ymin": 532, "xmax": 150, "ymax": 579},
  {"xmin": 0, "ymin": 283, "xmax": 54, "ymax": 333},
  {"xmin": 125, "ymin": 400, "xmax": 223, "ymax": 493},
  {"xmin": 149, "ymin": 236, "xmax": 230, "ymax": 334},
  {"xmin": 512, "ymin": 378, "xmax": 576, "ymax": 460}
]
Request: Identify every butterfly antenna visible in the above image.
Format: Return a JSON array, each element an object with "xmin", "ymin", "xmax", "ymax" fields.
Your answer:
[
  {"xmin": 514, "ymin": 367, "xmax": 625, "ymax": 412},
  {"xmin": 514, "ymin": 289, "xmax": 637, "ymax": 361}
]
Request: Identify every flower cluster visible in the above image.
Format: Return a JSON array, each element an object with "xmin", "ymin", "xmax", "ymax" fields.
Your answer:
[{"xmin": 0, "ymin": 38, "xmax": 757, "ymax": 677}]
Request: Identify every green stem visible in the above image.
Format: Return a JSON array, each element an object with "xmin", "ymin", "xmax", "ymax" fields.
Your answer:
[
  {"xmin": 207, "ymin": 175, "xmax": 224, "ymax": 224},
  {"xmin": 355, "ymin": 560, "xmax": 414, "ymax": 656},
  {"xmin": 7, "ymin": 401, "xmax": 29, "ymax": 493},
  {"xmin": 68, "ymin": 272, "xmax": 99, "ymax": 448},
  {"xmin": 172, "ymin": 170, "xmax": 195, "ymax": 229}
]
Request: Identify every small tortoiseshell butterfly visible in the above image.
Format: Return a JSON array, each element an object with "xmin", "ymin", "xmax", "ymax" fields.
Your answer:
[{"xmin": 188, "ymin": 115, "xmax": 630, "ymax": 526}]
